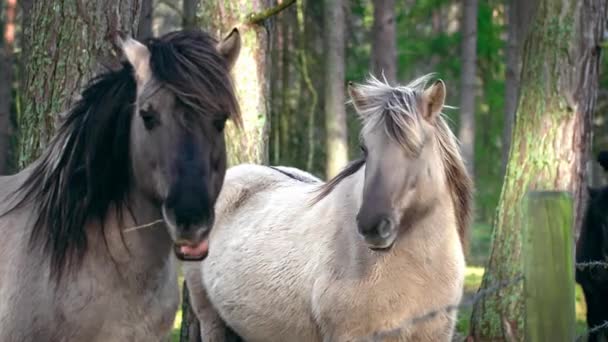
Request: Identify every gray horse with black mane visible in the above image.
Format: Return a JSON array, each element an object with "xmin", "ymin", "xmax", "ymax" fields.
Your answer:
[{"xmin": 0, "ymin": 29, "xmax": 241, "ymax": 341}]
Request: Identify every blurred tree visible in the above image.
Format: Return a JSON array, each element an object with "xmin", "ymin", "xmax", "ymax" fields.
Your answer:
[
  {"xmin": 502, "ymin": 0, "xmax": 534, "ymax": 177},
  {"xmin": 0, "ymin": 0, "xmax": 16, "ymax": 174},
  {"xmin": 138, "ymin": 0, "xmax": 153, "ymax": 40},
  {"xmin": 324, "ymin": 0, "xmax": 348, "ymax": 178},
  {"xmin": 470, "ymin": 0, "xmax": 606, "ymax": 339},
  {"xmin": 370, "ymin": 0, "xmax": 396, "ymax": 83},
  {"xmin": 183, "ymin": 0, "xmax": 198, "ymax": 29},
  {"xmin": 17, "ymin": 0, "xmax": 141, "ymax": 167},
  {"xmin": 459, "ymin": 0, "xmax": 478, "ymax": 177}
]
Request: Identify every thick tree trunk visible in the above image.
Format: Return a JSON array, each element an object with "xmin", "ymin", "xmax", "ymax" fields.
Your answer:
[
  {"xmin": 183, "ymin": 0, "xmax": 198, "ymax": 30},
  {"xmin": 469, "ymin": 0, "xmax": 606, "ymax": 339},
  {"xmin": 198, "ymin": 0, "xmax": 273, "ymax": 165},
  {"xmin": 137, "ymin": 0, "xmax": 153, "ymax": 40},
  {"xmin": 0, "ymin": 0, "xmax": 16, "ymax": 174},
  {"xmin": 370, "ymin": 0, "xmax": 396, "ymax": 83},
  {"xmin": 458, "ymin": 0, "xmax": 478, "ymax": 178},
  {"xmin": 324, "ymin": 0, "xmax": 348, "ymax": 178},
  {"xmin": 18, "ymin": 0, "xmax": 141, "ymax": 167},
  {"xmin": 501, "ymin": 0, "xmax": 535, "ymax": 178}
]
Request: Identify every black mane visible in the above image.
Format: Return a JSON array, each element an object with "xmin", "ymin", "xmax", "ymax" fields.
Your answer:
[{"xmin": 3, "ymin": 30, "xmax": 240, "ymax": 280}]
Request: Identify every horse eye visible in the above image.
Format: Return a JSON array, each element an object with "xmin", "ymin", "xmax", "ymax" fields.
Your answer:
[
  {"xmin": 360, "ymin": 144, "xmax": 367, "ymax": 155},
  {"xmin": 140, "ymin": 109, "xmax": 159, "ymax": 130}
]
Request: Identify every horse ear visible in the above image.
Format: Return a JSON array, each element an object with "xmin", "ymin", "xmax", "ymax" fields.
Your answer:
[
  {"xmin": 422, "ymin": 79, "xmax": 446, "ymax": 121},
  {"xmin": 118, "ymin": 36, "xmax": 152, "ymax": 87},
  {"xmin": 348, "ymin": 82, "xmax": 366, "ymax": 111},
  {"xmin": 217, "ymin": 28, "xmax": 241, "ymax": 70}
]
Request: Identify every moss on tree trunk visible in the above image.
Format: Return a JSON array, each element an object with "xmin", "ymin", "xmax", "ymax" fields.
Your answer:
[
  {"xmin": 199, "ymin": 0, "xmax": 273, "ymax": 165},
  {"xmin": 18, "ymin": 0, "xmax": 141, "ymax": 167},
  {"xmin": 469, "ymin": 0, "xmax": 606, "ymax": 340}
]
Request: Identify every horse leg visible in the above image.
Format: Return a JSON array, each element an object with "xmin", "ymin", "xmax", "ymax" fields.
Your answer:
[
  {"xmin": 583, "ymin": 286, "xmax": 608, "ymax": 342},
  {"xmin": 183, "ymin": 263, "xmax": 228, "ymax": 342}
]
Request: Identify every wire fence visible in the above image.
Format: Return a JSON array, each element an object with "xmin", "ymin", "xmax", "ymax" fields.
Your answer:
[{"xmin": 349, "ymin": 260, "xmax": 608, "ymax": 342}]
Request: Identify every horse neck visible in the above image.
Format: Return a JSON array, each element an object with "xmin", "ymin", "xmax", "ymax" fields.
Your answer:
[{"xmin": 99, "ymin": 188, "xmax": 174, "ymax": 279}]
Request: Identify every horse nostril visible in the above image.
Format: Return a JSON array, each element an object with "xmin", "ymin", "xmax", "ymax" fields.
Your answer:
[{"xmin": 376, "ymin": 219, "xmax": 393, "ymax": 239}]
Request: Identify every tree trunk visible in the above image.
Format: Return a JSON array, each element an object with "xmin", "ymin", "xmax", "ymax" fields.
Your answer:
[
  {"xmin": 501, "ymin": 0, "xmax": 535, "ymax": 178},
  {"xmin": 324, "ymin": 0, "xmax": 348, "ymax": 178},
  {"xmin": 137, "ymin": 0, "xmax": 153, "ymax": 40},
  {"xmin": 183, "ymin": 0, "xmax": 198, "ymax": 29},
  {"xmin": 198, "ymin": 0, "xmax": 274, "ymax": 166},
  {"xmin": 18, "ymin": 0, "xmax": 141, "ymax": 167},
  {"xmin": 370, "ymin": 0, "xmax": 396, "ymax": 83},
  {"xmin": 469, "ymin": 0, "xmax": 606, "ymax": 339},
  {"xmin": 458, "ymin": 0, "xmax": 478, "ymax": 178},
  {"xmin": 0, "ymin": 0, "xmax": 16, "ymax": 174}
]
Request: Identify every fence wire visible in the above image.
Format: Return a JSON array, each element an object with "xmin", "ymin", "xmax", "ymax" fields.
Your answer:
[
  {"xmin": 350, "ymin": 261, "xmax": 608, "ymax": 342},
  {"xmin": 575, "ymin": 260, "xmax": 608, "ymax": 270},
  {"xmin": 576, "ymin": 320, "xmax": 608, "ymax": 341},
  {"xmin": 355, "ymin": 275, "xmax": 524, "ymax": 342}
]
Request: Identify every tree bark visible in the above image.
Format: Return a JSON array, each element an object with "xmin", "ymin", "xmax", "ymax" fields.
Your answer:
[
  {"xmin": 137, "ymin": 0, "xmax": 153, "ymax": 40},
  {"xmin": 198, "ymin": 0, "xmax": 274, "ymax": 166},
  {"xmin": 0, "ymin": 0, "xmax": 16, "ymax": 174},
  {"xmin": 469, "ymin": 0, "xmax": 606, "ymax": 339},
  {"xmin": 183, "ymin": 0, "xmax": 198, "ymax": 30},
  {"xmin": 458, "ymin": 0, "xmax": 478, "ymax": 178},
  {"xmin": 501, "ymin": 0, "xmax": 535, "ymax": 178},
  {"xmin": 324, "ymin": 0, "xmax": 348, "ymax": 178},
  {"xmin": 370, "ymin": 0, "xmax": 396, "ymax": 83},
  {"xmin": 18, "ymin": 0, "xmax": 141, "ymax": 167}
]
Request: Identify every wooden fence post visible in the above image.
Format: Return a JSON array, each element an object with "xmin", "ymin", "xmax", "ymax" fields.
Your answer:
[{"xmin": 523, "ymin": 191, "xmax": 576, "ymax": 341}]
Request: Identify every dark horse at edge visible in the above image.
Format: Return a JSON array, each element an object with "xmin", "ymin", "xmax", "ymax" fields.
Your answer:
[{"xmin": 577, "ymin": 151, "xmax": 608, "ymax": 342}]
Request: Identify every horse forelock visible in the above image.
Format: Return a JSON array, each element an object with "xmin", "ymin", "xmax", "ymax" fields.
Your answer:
[{"xmin": 147, "ymin": 30, "xmax": 241, "ymax": 128}]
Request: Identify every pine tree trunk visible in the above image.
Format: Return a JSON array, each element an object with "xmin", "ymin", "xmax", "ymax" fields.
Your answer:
[
  {"xmin": 370, "ymin": 0, "xmax": 396, "ymax": 83},
  {"xmin": 18, "ymin": 0, "xmax": 141, "ymax": 167},
  {"xmin": 458, "ymin": 0, "xmax": 478, "ymax": 178},
  {"xmin": 501, "ymin": 0, "xmax": 535, "ymax": 178},
  {"xmin": 198, "ymin": 0, "xmax": 273, "ymax": 165},
  {"xmin": 324, "ymin": 0, "xmax": 348, "ymax": 178},
  {"xmin": 137, "ymin": 0, "xmax": 153, "ymax": 40},
  {"xmin": 469, "ymin": 0, "xmax": 606, "ymax": 339},
  {"xmin": 0, "ymin": 0, "xmax": 16, "ymax": 174},
  {"xmin": 183, "ymin": 0, "xmax": 198, "ymax": 29}
]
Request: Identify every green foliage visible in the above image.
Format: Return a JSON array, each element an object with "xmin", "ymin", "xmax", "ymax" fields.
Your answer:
[{"xmin": 268, "ymin": 0, "xmax": 512, "ymax": 264}]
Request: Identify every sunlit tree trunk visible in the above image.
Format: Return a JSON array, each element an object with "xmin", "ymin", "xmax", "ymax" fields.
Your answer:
[
  {"xmin": 370, "ymin": 0, "xmax": 396, "ymax": 83},
  {"xmin": 469, "ymin": 0, "xmax": 606, "ymax": 339},
  {"xmin": 324, "ymin": 0, "xmax": 348, "ymax": 178},
  {"xmin": 0, "ymin": 0, "xmax": 16, "ymax": 174},
  {"xmin": 458, "ymin": 0, "xmax": 478, "ymax": 178},
  {"xmin": 137, "ymin": 0, "xmax": 153, "ymax": 40},
  {"xmin": 18, "ymin": 0, "xmax": 141, "ymax": 167},
  {"xmin": 198, "ymin": 0, "xmax": 275, "ymax": 165}
]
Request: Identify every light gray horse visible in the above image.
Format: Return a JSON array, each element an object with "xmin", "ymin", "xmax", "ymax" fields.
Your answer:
[
  {"xmin": 0, "ymin": 29, "xmax": 241, "ymax": 341},
  {"xmin": 185, "ymin": 75, "xmax": 473, "ymax": 341}
]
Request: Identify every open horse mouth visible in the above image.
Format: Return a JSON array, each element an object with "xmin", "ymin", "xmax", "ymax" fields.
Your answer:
[{"xmin": 173, "ymin": 238, "xmax": 209, "ymax": 261}]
